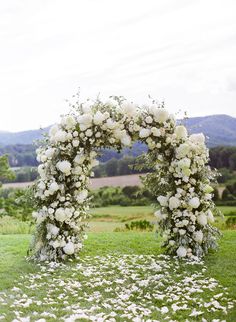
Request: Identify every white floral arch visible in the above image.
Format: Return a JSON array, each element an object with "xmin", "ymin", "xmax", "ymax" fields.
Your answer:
[{"xmin": 32, "ymin": 98, "xmax": 220, "ymax": 261}]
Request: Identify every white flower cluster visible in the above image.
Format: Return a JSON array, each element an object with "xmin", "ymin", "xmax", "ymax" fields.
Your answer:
[
  {"xmin": 32, "ymin": 97, "xmax": 219, "ymax": 261},
  {"xmin": 154, "ymin": 126, "xmax": 219, "ymax": 258}
]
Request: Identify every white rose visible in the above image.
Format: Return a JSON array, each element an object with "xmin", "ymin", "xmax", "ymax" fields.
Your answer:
[
  {"xmin": 176, "ymin": 246, "xmax": 187, "ymax": 257},
  {"xmin": 157, "ymin": 195, "xmax": 168, "ymax": 207},
  {"xmin": 151, "ymin": 127, "xmax": 161, "ymax": 137},
  {"xmin": 174, "ymin": 125, "xmax": 188, "ymax": 140},
  {"xmin": 176, "ymin": 143, "xmax": 191, "ymax": 159},
  {"xmin": 74, "ymin": 154, "xmax": 85, "ymax": 164},
  {"xmin": 121, "ymin": 134, "xmax": 131, "ymax": 146},
  {"xmin": 188, "ymin": 197, "xmax": 200, "ymax": 209},
  {"xmin": 106, "ymin": 119, "xmax": 117, "ymax": 129},
  {"xmin": 85, "ymin": 129, "xmax": 93, "ymax": 137},
  {"xmin": 93, "ymin": 111, "xmax": 105, "ymax": 125},
  {"xmin": 139, "ymin": 128, "xmax": 151, "ymax": 138},
  {"xmin": 55, "ymin": 208, "xmax": 67, "ymax": 222},
  {"xmin": 49, "ymin": 182, "xmax": 59, "ymax": 194},
  {"xmin": 63, "ymin": 242, "xmax": 75, "ymax": 255},
  {"xmin": 197, "ymin": 213, "xmax": 208, "ymax": 226},
  {"xmin": 189, "ymin": 133, "xmax": 205, "ymax": 145},
  {"xmin": 169, "ymin": 196, "xmax": 180, "ymax": 210},
  {"xmin": 155, "ymin": 109, "xmax": 169, "ymax": 123},
  {"xmin": 145, "ymin": 116, "xmax": 153, "ymax": 124},
  {"xmin": 45, "ymin": 148, "xmax": 55, "ymax": 158},
  {"xmin": 62, "ymin": 115, "xmax": 76, "ymax": 129},
  {"xmin": 193, "ymin": 230, "xmax": 203, "ymax": 243},
  {"xmin": 56, "ymin": 161, "xmax": 71, "ymax": 175},
  {"xmin": 53, "ymin": 130, "xmax": 68, "ymax": 143},
  {"xmin": 77, "ymin": 113, "xmax": 93, "ymax": 127},
  {"xmin": 121, "ymin": 102, "xmax": 137, "ymax": 117},
  {"xmin": 72, "ymin": 139, "xmax": 79, "ymax": 147}
]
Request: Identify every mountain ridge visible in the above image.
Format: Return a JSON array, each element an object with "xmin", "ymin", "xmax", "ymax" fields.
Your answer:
[{"xmin": 0, "ymin": 114, "xmax": 235, "ymax": 147}]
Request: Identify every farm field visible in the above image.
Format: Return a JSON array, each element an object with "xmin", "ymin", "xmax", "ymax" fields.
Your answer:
[{"xmin": 2, "ymin": 173, "xmax": 145, "ymax": 189}]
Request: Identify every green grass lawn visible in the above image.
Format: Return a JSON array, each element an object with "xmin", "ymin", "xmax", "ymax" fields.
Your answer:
[
  {"xmin": 0, "ymin": 231, "xmax": 235, "ymax": 321},
  {"xmin": 1, "ymin": 205, "xmax": 236, "ymax": 234}
]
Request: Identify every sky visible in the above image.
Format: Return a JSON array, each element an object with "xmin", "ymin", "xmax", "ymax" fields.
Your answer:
[{"xmin": 0, "ymin": 0, "xmax": 236, "ymax": 132}]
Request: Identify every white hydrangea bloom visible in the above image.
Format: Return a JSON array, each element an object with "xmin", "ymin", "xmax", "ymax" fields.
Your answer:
[
  {"xmin": 193, "ymin": 230, "xmax": 203, "ymax": 243},
  {"xmin": 63, "ymin": 242, "xmax": 75, "ymax": 255},
  {"xmin": 76, "ymin": 190, "xmax": 88, "ymax": 203},
  {"xmin": 189, "ymin": 133, "xmax": 205, "ymax": 145},
  {"xmin": 197, "ymin": 213, "xmax": 208, "ymax": 226},
  {"xmin": 176, "ymin": 246, "xmax": 187, "ymax": 257},
  {"xmin": 56, "ymin": 161, "xmax": 71, "ymax": 175},
  {"xmin": 49, "ymin": 182, "xmax": 59, "ymax": 194},
  {"xmin": 121, "ymin": 134, "xmax": 131, "ymax": 146},
  {"xmin": 169, "ymin": 196, "xmax": 180, "ymax": 210},
  {"xmin": 55, "ymin": 208, "xmax": 67, "ymax": 222},
  {"xmin": 174, "ymin": 125, "xmax": 188, "ymax": 140},
  {"xmin": 157, "ymin": 195, "xmax": 168, "ymax": 207},
  {"xmin": 139, "ymin": 128, "xmax": 151, "ymax": 138}
]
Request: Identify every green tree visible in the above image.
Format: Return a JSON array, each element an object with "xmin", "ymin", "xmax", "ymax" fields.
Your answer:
[{"xmin": 0, "ymin": 155, "xmax": 15, "ymax": 186}]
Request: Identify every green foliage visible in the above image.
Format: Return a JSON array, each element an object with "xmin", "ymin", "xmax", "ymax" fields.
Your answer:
[
  {"xmin": 0, "ymin": 187, "xmax": 35, "ymax": 222},
  {"xmin": 90, "ymin": 186, "xmax": 154, "ymax": 207},
  {"xmin": 226, "ymin": 216, "xmax": 236, "ymax": 228},
  {"xmin": 209, "ymin": 146, "xmax": 236, "ymax": 170},
  {"xmin": 124, "ymin": 220, "xmax": 154, "ymax": 231},
  {"xmin": 93, "ymin": 155, "xmax": 151, "ymax": 178}
]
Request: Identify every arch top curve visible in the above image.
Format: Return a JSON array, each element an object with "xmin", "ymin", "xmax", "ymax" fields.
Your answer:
[{"xmin": 32, "ymin": 98, "xmax": 220, "ymax": 261}]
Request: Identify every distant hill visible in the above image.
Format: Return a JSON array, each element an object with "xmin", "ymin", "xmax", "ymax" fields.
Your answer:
[
  {"xmin": 0, "ymin": 127, "xmax": 50, "ymax": 146},
  {"xmin": 0, "ymin": 114, "xmax": 235, "ymax": 148},
  {"xmin": 182, "ymin": 114, "xmax": 236, "ymax": 147}
]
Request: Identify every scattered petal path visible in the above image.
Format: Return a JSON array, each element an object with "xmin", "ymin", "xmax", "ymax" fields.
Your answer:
[{"xmin": 0, "ymin": 254, "xmax": 235, "ymax": 321}]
